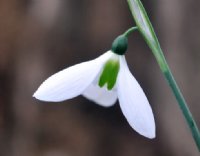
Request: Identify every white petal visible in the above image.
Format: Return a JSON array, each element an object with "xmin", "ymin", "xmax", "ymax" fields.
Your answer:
[
  {"xmin": 82, "ymin": 84, "xmax": 117, "ymax": 107},
  {"xmin": 117, "ymin": 56, "xmax": 155, "ymax": 139},
  {"xmin": 33, "ymin": 51, "xmax": 113, "ymax": 102}
]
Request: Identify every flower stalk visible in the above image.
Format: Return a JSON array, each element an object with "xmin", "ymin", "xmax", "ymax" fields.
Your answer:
[
  {"xmin": 127, "ymin": 0, "xmax": 200, "ymax": 150},
  {"xmin": 124, "ymin": 26, "xmax": 138, "ymax": 37}
]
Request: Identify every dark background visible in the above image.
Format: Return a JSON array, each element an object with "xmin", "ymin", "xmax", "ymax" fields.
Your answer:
[{"xmin": 0, "ymin": 0, "xmax": 200, "ymax": 155}]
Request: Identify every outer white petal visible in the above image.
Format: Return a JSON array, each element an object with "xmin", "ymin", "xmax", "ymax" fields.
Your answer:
[
  {"xmin": 117, "ymin": 56, "xmax": 155, "ymax": 139},
  {"xmin": 33, "ymin": 51, "xmax": 113, "ymax": 102},
  {"xmin": 82, "ymin": 84, "xmax": 117, "ymax": 107}
]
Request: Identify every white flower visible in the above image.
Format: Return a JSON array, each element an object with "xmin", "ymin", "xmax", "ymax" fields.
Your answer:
[{"xmin": 33, "ymin": 50, "xmax": 155, "ymax": 139}]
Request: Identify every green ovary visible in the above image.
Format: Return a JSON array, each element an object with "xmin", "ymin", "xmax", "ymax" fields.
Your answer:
[{"xmin": 98, "ymin": 59, "xmax": 120, "ymax": 90}]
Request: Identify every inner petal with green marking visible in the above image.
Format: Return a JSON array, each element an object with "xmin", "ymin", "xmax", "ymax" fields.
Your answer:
[{"xmin": 98, "ymin": 58, "xmax": 120, "ymax": 90}]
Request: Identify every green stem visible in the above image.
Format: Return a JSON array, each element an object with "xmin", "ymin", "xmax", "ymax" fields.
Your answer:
[
  {"xmin": 162, "ymin": 52, "xmax": 200, "ymax": 150},
  {"xmin": 124, "ymin": 26, "xmax": 138, "ymax": 37},
  {"xmin": 153, "ymin": 47, "xmax": 200, "ymax": 151},
  {"xmin": 127, "ymin": 0, "xmax": 200, "ymax": 151}
]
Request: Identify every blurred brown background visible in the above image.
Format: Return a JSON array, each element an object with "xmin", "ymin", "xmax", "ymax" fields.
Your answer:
[{"xmin": 0, "ymin": 0, "xmax": 200, "ymax": 156}]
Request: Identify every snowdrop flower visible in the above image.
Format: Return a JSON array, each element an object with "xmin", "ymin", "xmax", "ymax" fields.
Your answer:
[{"xmin": 33, "ymin": 34, "xmax": 155, "ymax": 139}]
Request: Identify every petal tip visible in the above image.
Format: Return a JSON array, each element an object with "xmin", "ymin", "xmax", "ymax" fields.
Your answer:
[
  {"xmin": 32, "ymin": 89, "xmax": 44, "ymax": 101},
  {"xmin": 144, "ymin": 130, "xmax": 156, "ymax": 139},
  {"xmin": 139, "ymin": 123, "xmax": 156, "ymax": 139},
  {"xmin": 32, "ymin": 90, "xmax": 38, "ymax": 98},
  {"xmin": 32, "ymin": 87, "xmax": 52, "ymax": 102}
]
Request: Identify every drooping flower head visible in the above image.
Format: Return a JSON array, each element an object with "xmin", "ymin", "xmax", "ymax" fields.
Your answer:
[{"xmin": 33, "ymin": 33, "xmax": 155, "ymax": 139}]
